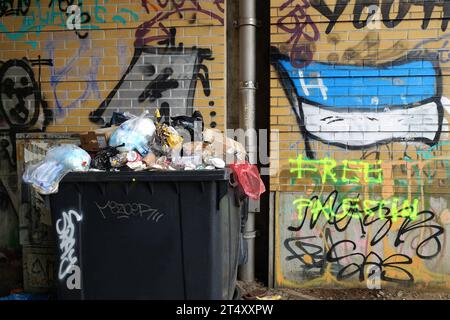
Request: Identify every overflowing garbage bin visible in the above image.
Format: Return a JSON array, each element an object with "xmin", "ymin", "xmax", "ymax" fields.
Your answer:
[
  {"xmin": 22, "ymin": 109, "xmax": 265, "ymax": 300},
  {"xmin": 48, "ymin": 170, "xmax": 243, "ymax": 300}
]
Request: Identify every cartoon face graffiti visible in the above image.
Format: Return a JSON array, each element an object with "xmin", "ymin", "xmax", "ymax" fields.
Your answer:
[
  {"xmin": 0, "ymin": 59, "xmax": 50, "ymax": 132},
  {"xmin": 271, "ymin": 47, "xmax": 445, "ymax": 158}
]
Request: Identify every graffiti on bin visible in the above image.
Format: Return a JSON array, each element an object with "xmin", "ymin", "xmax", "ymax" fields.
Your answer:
[
  {"xmin": 95, "ymin": 201, "xmax": 164, "ymax": 222},
  {"xmin": 56, "ymin": 209, "xmax": 82, "ymax": 284}
]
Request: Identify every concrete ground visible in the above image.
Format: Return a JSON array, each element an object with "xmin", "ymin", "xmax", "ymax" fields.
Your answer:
[{"xmin": 237, "ymin": 281, "xmax": 450, "ymax": 300}]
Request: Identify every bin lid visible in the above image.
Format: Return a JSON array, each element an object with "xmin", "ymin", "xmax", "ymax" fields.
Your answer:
[{"xmin": 62, "ymin": 169, "xmax": 230, "ymax": 183}]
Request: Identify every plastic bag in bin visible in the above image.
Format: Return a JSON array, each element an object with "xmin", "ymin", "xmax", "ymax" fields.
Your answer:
[
  {"xmin": 23, "ymin": 144, "xmax": 91, "ymax": 195},
  {"xmin": 229, "ymin": 162, "xmax": 266, "ymax": 200},
  {"xmin": 109, "ymin": 111, "xmax": 156, "ymax": 156}
]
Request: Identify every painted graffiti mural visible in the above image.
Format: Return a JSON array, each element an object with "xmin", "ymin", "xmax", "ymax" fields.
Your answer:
[
  {"xmin": 0, "ymin": 56, "xmax": 52, "ymax": 293},
  {"xmin": 0, "ymin": 0, "xmax": 140, "ymax": 47},
  {"xmin": 278, "ymin": 147, "xmax": 450, "ymax": 287},
  {"xmin": 311, "ymin": 0, "xmax": 450, "ymax": 33},
  {"xmin": 0, "ymin": 57, "xmax": 53, "ymax": 161},
  {"xmin": 89, "ymin": 0, "xmax": 224, "ymax": 125},
  {"xmin": 272, "ymin": 50, "xmax": 446, "ymax": 158},
  {"xmin": 90, "ymin": 35, "xmax": 215, "ymax": 125},
  {"xmin": 271, "ymin": 0, "xmax": 450, "ymax": 289},
  {"xmin": 275, "ymin": 0, "xmax": 320, "ymax": 68},
  {"xmin": 0, "ymin": 0, "xmax": 225, "ymax": 292}
]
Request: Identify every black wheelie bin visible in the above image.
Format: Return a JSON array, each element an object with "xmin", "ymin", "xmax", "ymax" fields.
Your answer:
[{"xmin": 49, "ymin": 169, "xmax": 243, "ymax": 300}]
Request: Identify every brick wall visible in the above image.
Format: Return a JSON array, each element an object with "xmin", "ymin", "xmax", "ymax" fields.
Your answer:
[
  {"xmin": 0, "ymin": 0, "xmax": 225, "ymax": 293},
  {"xmin": 3, "ymin": 0, "xmax": 449, "ymax": 293},
  {"xmin": 270, "ymin": 0, "xmax": 450, "ymax": 289}
]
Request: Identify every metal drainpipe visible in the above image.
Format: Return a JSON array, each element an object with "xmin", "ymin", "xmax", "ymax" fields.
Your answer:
[{"xmin": 238, "ymin": 0, "xmax": 258, "ymax": 282}]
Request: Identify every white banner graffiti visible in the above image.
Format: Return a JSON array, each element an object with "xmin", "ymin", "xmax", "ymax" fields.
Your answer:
[{"xmin": 56, "ymin": 210, "xmax": 82, "ymax": 281}]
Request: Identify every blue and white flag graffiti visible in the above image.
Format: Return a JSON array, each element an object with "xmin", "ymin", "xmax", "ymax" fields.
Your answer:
[{"xmin": 271, "ymin": 48, "xmax": 445, "ymax": 157}]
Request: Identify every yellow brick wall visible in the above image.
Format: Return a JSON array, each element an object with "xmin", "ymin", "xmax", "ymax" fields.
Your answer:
[
  {"xmin": 271, "ymin": 0, "xmax": 450, "ymax": 289},
  {"xmin": 0, "ymin": 0, "xmax": 225, "ymax": 135},
  {"xmin": 0, "ymin": 0, "xmax": 225, "ymax": 293}
]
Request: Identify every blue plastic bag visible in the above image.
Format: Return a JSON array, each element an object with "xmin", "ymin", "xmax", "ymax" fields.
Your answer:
[
  {"xmin": 23, "ymin": 144, "xmax": 91, "ymax": 195},
  {"xmin": 109, "ymin": 111, "xmax": 156, "ymax": 156}
]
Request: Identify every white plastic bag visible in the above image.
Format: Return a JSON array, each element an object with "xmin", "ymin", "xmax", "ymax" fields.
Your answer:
[
  {"xmin": 23, "ymin": 144, "xmax": 91, "ymax": 195},
  {"xmin": 109, "ymin": 111, "xmax": 156, "ymax": 156}
]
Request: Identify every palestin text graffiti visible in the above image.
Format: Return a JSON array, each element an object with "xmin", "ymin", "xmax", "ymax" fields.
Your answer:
[
  {"xmin": 293, "ymin": 190, "xmax": 421, "ymax": 222},
  {"xmin": 289, "ymin": 156, "xmax": 434, "ymax": 221}
]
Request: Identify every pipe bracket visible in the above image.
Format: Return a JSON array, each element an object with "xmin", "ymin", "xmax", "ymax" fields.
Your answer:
[
  {"xmin": 236, "ymin": 18, "xmax": 261, "ymax": 27},
  {"xmin": 239, "ymin": 80, "xmax": 258, "ymax": 90},
  {"xmin": 243, "ymin": 230, "xmax": 258, "ymax": 240}
]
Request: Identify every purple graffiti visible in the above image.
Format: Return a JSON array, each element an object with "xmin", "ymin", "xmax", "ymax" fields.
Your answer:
[
  {"xmin": 277, "ymin": 0, "xmax": 320, "ymax": 68},
  {"xmin": 213, "ymin": 0, "xmax": 225, "ymax": 13},
  {"xmin": 46, "ymin": 40, "xmax": 101, "ymax": 118},
  {"xmin": 136, "ymin": 0, "xmax": 224, "ymax": 47}
]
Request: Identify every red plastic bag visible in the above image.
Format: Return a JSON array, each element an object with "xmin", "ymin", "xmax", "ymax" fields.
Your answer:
[{"xmin": 230, "ymin": 162, "xmax": 266, "ymax": 200}]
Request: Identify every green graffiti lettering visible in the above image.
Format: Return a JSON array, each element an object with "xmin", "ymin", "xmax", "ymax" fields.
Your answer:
[
  {"xmin": 311, "ymin": 197, "xmax": 333, "ymax": 222},
  {"xmin": 292, "ymin": 194, "xmax": 421, "ymax": 222},
  {"xmin": 319, "ymin": 158, "xmax": 338, "ymax": 184},
  {"xmin": 400, "ymin": 198, "xmax": 420, "ymax": 221},
  {"xmin": 289, "ymin": 157, "xmax": 384, "ymax": 185},
  {"xmin": 364, "ymin": 160, "xmax": 383, "ymax": 184},
  {"xmin": 363, "ymin": 199, "xmax": 381, "ymax": 217},
  {"xmin": 293, "ymin": 198, "xmax": 312, "ymax": 221},
  {"xmin": 342, "ymin": 160, "xmax": 363, "ymax": 184},
  {"xmin": 342, "ymin": 198, "xmax": 362, "ymax": 219},
  {"xmin": 289, "ymin": 155, "xmax": 318, "ymax": 179}
]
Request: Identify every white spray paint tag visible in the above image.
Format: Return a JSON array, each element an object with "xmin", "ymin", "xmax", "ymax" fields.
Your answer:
[{"xmin": 56, "ymin": 209, "xmax": 82, "ymax": 290}]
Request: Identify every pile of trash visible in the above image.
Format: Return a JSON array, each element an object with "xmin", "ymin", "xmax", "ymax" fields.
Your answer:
[{"xmin": 23, "ymin": 110, "xmax": 265, "ymax": 198}]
